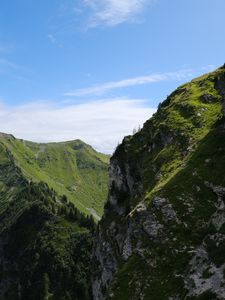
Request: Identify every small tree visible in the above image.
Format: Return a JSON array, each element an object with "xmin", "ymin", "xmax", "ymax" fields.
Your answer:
[
  {"xmin": 40, "ymin": 273, "xmax": 53, "ymax": 300},
  {"xmin": 132, "ymin": 128, "xmax": 137, "ymax": 135}
]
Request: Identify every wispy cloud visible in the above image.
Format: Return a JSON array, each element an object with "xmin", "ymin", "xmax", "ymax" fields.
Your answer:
[
  {"xmin": 0, "ymin": 58, "xmax": 19, "ymax": 69},
  {"xmin": 65, "ymin": 69, "xmax": 194, "ymax": 97},
  {"xmin": 0, "ymin": 58, "xmax": 21, "ymax": 75},
  {"xmin": 47, "ymin": 34, "xmax": 57, "ymax": 44},
  {"xmin": 0, "ymin": 98, "xmax": 155, "ymax": 153},
  {"xmin": 0, "ymin": 58, "xmax": 31, "ymax": 80},
  {"xmin": 201, "ymin": 64, "xmax": 217, "ymax": 72},
  {"xmin": 83, "ymin": 0, "xmax": 151, "ymax": 27},
  {"xmin": 48, "ymin": 1, "xmax": 152, "ymax": 35},
  {"xmin": 47, "ymin": 34, "xmax": 63, "ymax": 47}
]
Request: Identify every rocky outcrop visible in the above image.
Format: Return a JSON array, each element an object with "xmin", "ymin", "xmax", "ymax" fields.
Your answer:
[
  {"xmin": 184, "ymin": 245, "xmax": 225, "ymax": 299},
  {"xmin": 92, "ymin": 65, "xmax": 225, "ymax": 299}
]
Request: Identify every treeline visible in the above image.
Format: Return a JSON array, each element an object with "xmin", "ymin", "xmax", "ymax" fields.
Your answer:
[
  {"xmin": 60, "ymin": 195, "xmax": 96, "ymax": 231},
  {"xmin": 18, "ymin": 180, "xmax": 96, "ymax": 231},
  {"xmin": 0, "ymin": 179, "xmax": 95, "ymax": 299}
]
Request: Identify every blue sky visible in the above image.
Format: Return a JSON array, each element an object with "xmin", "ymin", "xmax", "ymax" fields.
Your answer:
[{"xmin": 0, "ymin": 0, "xmax": 225, "ymax": 153}]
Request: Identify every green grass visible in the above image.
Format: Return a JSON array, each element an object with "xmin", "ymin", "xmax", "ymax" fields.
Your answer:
[
  {"xmin": 103, "ymin": 66, "xmax": 225, "ymax": 299},
  {"xmin": 0, "ymin": 137, "xmax": 109, "ymax": 218},
  {"xmin": 0, "ymin": 150, "xmax": 95, "ymax": 299}
]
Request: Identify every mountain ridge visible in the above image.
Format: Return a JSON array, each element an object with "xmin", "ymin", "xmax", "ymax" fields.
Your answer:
[
  {"xmin": 0, "ymin": 134, "xmax": 109, "ymax": 299},
  {"xmin": 1, "ymin": 65, "xmax": 225, "ymax": 299},
  {"xmin": 0, "ymin": 144, "xmax": 95, "ymax": 299},
  {"xmin": 92, "ymin": 65, "xmax": 225, "ymax": 299},
  {"xmin": 0, "ymin": 135, "xmax": 109, "ymax": 218}
]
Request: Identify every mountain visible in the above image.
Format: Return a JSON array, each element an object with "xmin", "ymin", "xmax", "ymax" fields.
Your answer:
[
  {"xmin": 2, "ymin": 65, "xmax": 225, "ymax": 300},
  {"xmin": 0, "ymin": 136, "xmax": 109, "ymax": 299},
  {"xmin": 93, "ymin": 65, "xmax": 225, "ymax": 299},
  {"xmin": 0, "ymin": 135, "xmax": 109, "ymax": 219}
]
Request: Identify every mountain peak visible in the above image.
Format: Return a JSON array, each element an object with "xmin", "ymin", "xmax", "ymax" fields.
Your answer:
[{"xmin": 92, "ymin": 66, "xmax": 225, "ymax": 300}]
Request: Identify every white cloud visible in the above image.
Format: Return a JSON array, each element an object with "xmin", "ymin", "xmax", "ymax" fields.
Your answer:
[
  {"xmin": 0, "ymin": 98, "xmax": 155, "ymax": 154},
  {"xmin": 0, "ymin": 58, "xmax": 29, "ymax": 76},
  {"xmin": 83, "ymin": 0, "xmax": 151, "ymax": 27},
  {"xmin": 65, "ymin": 69, "xmax": 194, "ymax": 97},
  {"xmin": 47, "ymin": 34, "xmax": 63, "ymax": 48},
  {"xmin": 201, "ymin": 64, "xmax": 217, "ymax": 72},
  {"xmin": 47, "ymin": 34, "xmax": 56, "ymax": 44}
]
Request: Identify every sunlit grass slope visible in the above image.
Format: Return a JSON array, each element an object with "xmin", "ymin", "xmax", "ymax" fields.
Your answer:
[
  {"xmin": 0, "ymin": 135, "xmax": 109, "ymax": 218},
  {"xmin": 98, "ymin": 65, "xmax": 225, "ymax": 300}
]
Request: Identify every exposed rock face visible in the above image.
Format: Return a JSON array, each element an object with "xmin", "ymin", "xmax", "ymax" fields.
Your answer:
[
  {"xmin": 92, "ymin": 66, "xmax": 225, "ymax": 299},
  {"xmin": 184, "ymin": 245, "xmax": 225, "ymax": 299}
]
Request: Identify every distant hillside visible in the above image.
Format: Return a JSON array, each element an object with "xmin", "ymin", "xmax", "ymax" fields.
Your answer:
[
  {"xmin": 0, "ymin": 135, "xmax": 109, "ymax": 219},
  {"xmin": 0, "ymin": 141, "xmax": 96, "ymax": 299},
  {"xmin": 0, "ymin": 135, "xmax": 109, "ymax": 298}
]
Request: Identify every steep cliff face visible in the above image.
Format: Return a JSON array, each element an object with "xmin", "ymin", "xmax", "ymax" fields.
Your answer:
[{"xmin": 93, "ymin": 65, "xmax": 225, "ymax": 299}]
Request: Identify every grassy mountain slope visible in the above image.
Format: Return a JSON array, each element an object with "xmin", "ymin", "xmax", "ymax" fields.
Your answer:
[
  {"xmin": 0, "ymin": 143, "xmax": 95, "ymax": 299},
  {"xmin": 93, "ymin": 65, "xmax": 225, "ymax": 299},
  {"xmin": 0, "ymin": 135, "xmax": 109, "ymax": 219}
]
